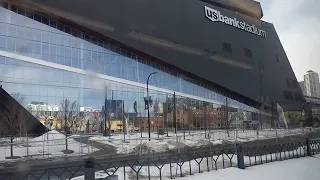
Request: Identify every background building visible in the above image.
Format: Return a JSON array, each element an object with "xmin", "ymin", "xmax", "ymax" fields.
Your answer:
[
  {"xmin": 299, "ymin": 81, "xmax": 306, "ymax": 96},
  {"xmin": 304, "ymin": 70, "xmax": 320, "ymax": 98},
  {"xmin": 0, "ymin": 0, "xmax": 306, "ymax": 131}
]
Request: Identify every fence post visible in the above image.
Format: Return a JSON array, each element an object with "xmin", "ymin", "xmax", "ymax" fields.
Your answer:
[
  {"xmin": 306, "ymin": 138, "xmax": 312, "ymax": 156},
  {"xmin": 84, "ymin": 157, "xmax": 95, "ymax": 180},
  {"xmin": 236, "ymin": 144, "xmax": 245, "ymax": 169}
]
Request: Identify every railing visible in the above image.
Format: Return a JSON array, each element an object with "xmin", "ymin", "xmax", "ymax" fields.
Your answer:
[
  {"xmin": 242, "ymin": 141, "xmax": 307, "ymax": 167},
  {"xmin": 0, "ymin": 138, "xmax": 319, "ymax": 180}
]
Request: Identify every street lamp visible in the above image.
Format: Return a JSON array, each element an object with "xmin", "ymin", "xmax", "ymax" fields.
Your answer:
[{"xmin": 147, "ymin": 72, "xmax": 157, "ymax": 141}]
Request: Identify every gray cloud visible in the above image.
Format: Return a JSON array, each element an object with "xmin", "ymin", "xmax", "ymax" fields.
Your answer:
[{"xmin": 260, "ymin": 0, "xmax": 320, "ymax": 81}]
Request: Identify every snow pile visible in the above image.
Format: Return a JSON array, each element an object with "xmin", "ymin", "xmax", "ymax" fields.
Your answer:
[
  {"xmin": 181, "ymin": 139, "xmax": 224, "ymax": 148},
  {"xmin": 212, "ymin": 139, "xmax": 224, "ymax": 145},
  {"xmin": 0, "ymin": 130, "xmax": 99, "ymax": 162},
  {"xmin": 30, "ymin": 130, "xmax": 66, "ymax": 145},
  {"xmin": 132, "ymin": 141, "xmax": 172, "ymax": 154},
  {"xmin": 117, "ymin": 143, "xmax": 136, "ymax": 154}
]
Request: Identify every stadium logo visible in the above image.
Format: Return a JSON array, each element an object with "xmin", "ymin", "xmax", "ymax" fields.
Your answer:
[{"xmin": 204, "ymin": 6, "xmax": 266, "ymax": 38}]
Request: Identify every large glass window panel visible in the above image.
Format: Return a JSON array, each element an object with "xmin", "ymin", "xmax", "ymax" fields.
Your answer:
[
  {"xmin": 0, "ymin": 23, "xmax": 6, "ymax": 35},
  {"xmin": 71, "ymin": 58, "xmax": 79, "ymax": 68},
  {"xmin": 57, "ymin": 56, "xmax": 64, "ymax": 65},
  {"xmin": 65, "ymin": 46, "xmax": 71, "ymax": 58},
  {"xmin": 39, "ymin": 86, "xmax": 48, "ymax": 97},
  {"xmin": 6, "ymin": 24, "xmax": 17, "ymax": 37},
  {"xmin": 0, "ymin": 35, "xmax": 5, "ymax": 50},
  {"xmin": 55, "ymin": 87, "xmax": 64, "ymax": 97},
  {"xmin": 58, "ymin": 46, "xmax": 65, "ymax": 57},
  {"xmin": 41, "ymin": 31, "xmax": 49, "ymax": 43},
  {"xmin": 32, "ymin": 41, "xmax": 41, "ymax": 53},
  {"xmin": 49, "ymin": 44, "xmax": 57, "ymax": 56},
  {"xmin": 42, "ymin": 42, "xmax": 49, "ymax": 54},
  {"xmin": 33, "ymin": 29, "xmax": 41, "ymax": 41},
  {"xmin": 49, "ymin": 32, "xmax": 58, "ymax": 45},
  {"xmin": 71, "ymin": 47, "xmax": 79, "ymax": 59},
  {"xmin": 63, "ymin": 35, "xmax": 70, "ymax": 46},
  {"xmin": 6, "ymin": 37, "xmax": 16, "ymax": 51},
  {"xmin": 65, "ymin": 57, "xmax": 72, "ymax": 66}
]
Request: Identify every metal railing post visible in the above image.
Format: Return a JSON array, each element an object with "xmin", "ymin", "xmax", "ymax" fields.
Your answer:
[
  {"xmin": 84, "ymin": 157, "xmax": 95, "ymax": 180},
  {"xmin": 306, "ymin": 138, "xmax": 312, "ymax": 156},
  {"xmin": 236, "ymin": 143, "xmax": 245, "ymax": 169}
]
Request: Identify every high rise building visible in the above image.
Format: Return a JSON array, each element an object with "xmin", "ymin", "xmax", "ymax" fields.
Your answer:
[
  {"xmin": 304, "ymin": 70, "xmax": 320, "ymax": 98},
  {"xmin": 299, "ymin": 81, "xmax": 306, "ymax": 96}
]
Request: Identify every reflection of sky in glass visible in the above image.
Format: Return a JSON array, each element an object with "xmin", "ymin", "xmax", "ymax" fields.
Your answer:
[{"xmin": 0, "ymin": 6, "xmax": 258, "ymax": 113}]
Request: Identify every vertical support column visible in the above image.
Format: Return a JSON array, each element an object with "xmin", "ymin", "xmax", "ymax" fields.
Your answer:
[
  {"xmin": 103, "ymin": 87, "xmax": 108, "ymax": 136},
  {"xmin": 84, "ymin": 158, "xmax": 95, "ymax": 180},
  {"xmin": 236, "ymin": 144, "xmax": 245, "ymax": 169},
  {"xmin": 173, "ymin": 92, "xmax": 177, "ymax": 134},
  {"xmin": 306, "ymin": 138, "xmax": 312, "ymax": 156}
]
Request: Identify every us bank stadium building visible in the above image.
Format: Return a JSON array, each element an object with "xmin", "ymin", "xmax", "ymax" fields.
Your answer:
[{"xmin": 0, "ymin": 0, "xmax": 307, "ymax": 133}]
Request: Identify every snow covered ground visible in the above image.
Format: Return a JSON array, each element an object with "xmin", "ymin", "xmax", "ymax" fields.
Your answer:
[
  {"xmin": 90, "ymin": 128, "xmax": 311, "ymax": 154},
  {"xmin": 167, "ymin": 155, "xmax": 320, "ymax": 180},
  {"xmin": 0, "ymin": 130, "xmax": 97, "ymax": 162}
]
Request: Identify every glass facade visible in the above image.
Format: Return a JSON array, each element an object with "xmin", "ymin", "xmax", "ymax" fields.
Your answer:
[{"xmin": 0, "ymin": 3, "xmax": 269, "ymax": 132}]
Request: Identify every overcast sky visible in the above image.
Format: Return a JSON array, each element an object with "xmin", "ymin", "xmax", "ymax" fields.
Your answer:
[{"xmin": 259, "ymin": 0, "xmax": 320, "ymax": 81}]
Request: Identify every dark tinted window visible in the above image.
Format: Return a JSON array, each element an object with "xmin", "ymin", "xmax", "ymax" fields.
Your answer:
[
  {"xmin": 283, "ymin": 91, "xmax": 294, "ymax": 100},
  {"xmin": 294, "ymin": 92, "xmax": 303, "ymax": 101},
  {"xmin": 292, "ymin": 80, "xmax": 298, "ymax": 88},
  {"xmin": 42, "ymin": 16, "xmax": 49, "ymax": 25},
  {"xmin": 10, "ymin": 4, "xmax": 17, "ymax": 12},
  {"xmin": 244, "ymin": 48, "xmax": 252, "ymax": 58},
  {"xmin": 33, "ymin": 13, "xmax": 41, "ymax": 22},
  {"xmin": 223, "ymin": 42, "xmax": 232, "ymax": 53},
  {"xmin": 286, "ymin": 78, "xmax": 291, "ymax": 87},
  {"xmin": 0, "ymin": 2, "xmax": 8, "ymax": 8},
  {"xmin": 26, "ymin": 11, "xmax": 33, "ymax": 19},
  {"xmin": 17, "ymin": 7, "xmax": 25, "ymax": 16}
]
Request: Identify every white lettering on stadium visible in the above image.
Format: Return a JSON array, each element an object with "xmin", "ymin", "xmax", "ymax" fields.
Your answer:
[{"xmin": 204, "ymin": 6, "xmax": 266, "ymax": 38}]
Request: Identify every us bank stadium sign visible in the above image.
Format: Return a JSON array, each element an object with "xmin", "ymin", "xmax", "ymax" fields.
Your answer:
[{"xmin": 204, "ymin": 6, "xmax": 266, "ymax": 38}]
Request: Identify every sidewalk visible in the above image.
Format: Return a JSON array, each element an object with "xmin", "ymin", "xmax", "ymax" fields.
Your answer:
[{"xmin": 172, "ymin": 155, "xmax": 320, "ymax": 180}]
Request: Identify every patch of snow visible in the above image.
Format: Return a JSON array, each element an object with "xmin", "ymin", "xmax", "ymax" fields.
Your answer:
[
  {"xmin": 169, "ymin": 155, "xmax": 320, "ymax": 180},
  {"xmin": 0, "ymin": 131, "xmax": 99, "ymax": 162},
  {"xmin": 89, "ymin": 128, "xmax": 317, "ymax": 155}
]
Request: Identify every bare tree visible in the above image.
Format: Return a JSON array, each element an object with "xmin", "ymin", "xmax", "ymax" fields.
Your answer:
[
  {"xmin": 11, "ymin": 93, "xmax": 26, "ymax": 107},
  {"xmin": 11, "ymin": 93, "xmax": 28, "ymax": 138},
  {"xmin": 0, "ymin": 92, "xmax": 26, "ymax": 158},
  {"xmin": 60, "ymin": 99, "xmax": 79, "ymax": 152}
]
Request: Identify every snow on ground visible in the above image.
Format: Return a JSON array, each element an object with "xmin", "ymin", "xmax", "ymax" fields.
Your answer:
[
  {"xmin": 71, "ymin": 149, "xmax": 315, "ymax": 180},
  {"xmin": 167, "ymin": 155, "xmax": 320, "ymax": 180},
  {"xmin": 0, "ymin": 130, "xmax": 98, "ymax": 162},
  {"xmin": 90, "ymin": 128, "xmax": 311, "ymax": 154}
]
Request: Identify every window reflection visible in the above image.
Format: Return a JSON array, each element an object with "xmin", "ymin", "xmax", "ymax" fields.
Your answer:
[{"xmin": 0, "ymin": 4, "xmax": 263, "ymax": 127}]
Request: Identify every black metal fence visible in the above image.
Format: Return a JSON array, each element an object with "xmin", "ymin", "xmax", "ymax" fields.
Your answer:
[{"xmin": 1, "ymin": 138, "xmax": 319, "ymax": 180}]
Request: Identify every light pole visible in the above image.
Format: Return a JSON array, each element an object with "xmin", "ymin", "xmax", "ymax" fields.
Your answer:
[
  {"xmin": 104, "ymin": 87, "xmax": 108, "ymax": 136},
  {"xmin": 147, "ymin": 72, "xmax": 157, "ymax": 141}
]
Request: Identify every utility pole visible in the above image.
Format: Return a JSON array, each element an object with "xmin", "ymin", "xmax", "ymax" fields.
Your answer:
[
  {"xmin": 104, "ymin": 87, "xmax": 108, "ymax": 136},
  {"xmin": 147, "ymin": 72, "xmax": 157, "ymax": 141},
  {"xmin": 173, "ymin": 92, "xmax": 177, "ymax": 134},
  {"xmin": 64, "ymin": 99, "xmax": 68, "ymax": 151}
]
